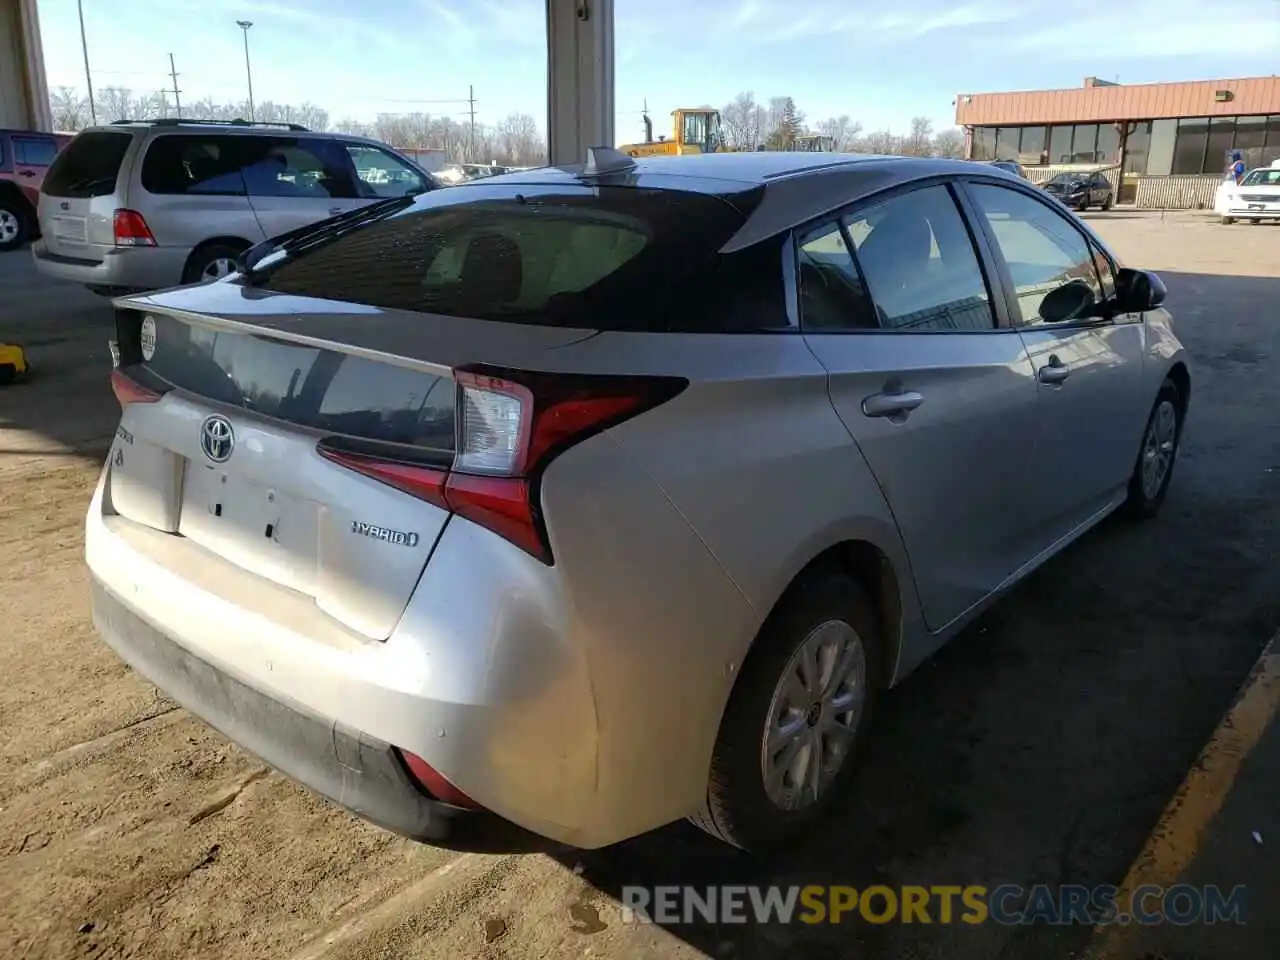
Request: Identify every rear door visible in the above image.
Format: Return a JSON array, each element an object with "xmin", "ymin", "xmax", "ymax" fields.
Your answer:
[
  {"xmin": 962, "ymin": 180, "xmax": 1146, "ymax": 542},
  {"xmin": 38, "ymin": 129, "xmax": 136, "ymax": 260},
  {"xmin": 242, "ymin": 136, "xmax": 370, "ymax": 238},
  {"xmin": 800, "ymin": 181, "xmax": 1044, "ymax": 631},
  {"xmin": 135, "ymin": 133, "xmax": 265, "ymax": 251},
  {"xmin": 11, "ymin": 134, "xmax": 58, "ymax": 203}
]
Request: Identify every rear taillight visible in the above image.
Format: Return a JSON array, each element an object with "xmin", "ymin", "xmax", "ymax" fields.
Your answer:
[
  {"xmin": 113, "ymin": 209, "xmax": 156, "ymax": 247},
  {"xmin": 109, "ymin": 369, "xmax": 161, "ymax": 407},
  {"xmin": 318, "ymin": 366, "xmax": 686, "ymax": 564}
]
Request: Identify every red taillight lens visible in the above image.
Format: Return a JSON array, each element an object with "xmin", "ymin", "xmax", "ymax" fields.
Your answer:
[
  {"xmin": 109, "ymin": 369, "xmax": 161, "ymax": 407},
  {"xmin": 113, "ymin": 209, "xmax": 156, "ymax": 247},
  {"xmin": 319, "ymin": 367, "xmax": 686, "ymax": 564},
  {"xmin": 398, "ymin": 749, "xmax": 482, "ymax": 809}
]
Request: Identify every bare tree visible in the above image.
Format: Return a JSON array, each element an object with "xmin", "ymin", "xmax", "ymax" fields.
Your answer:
[
  {"xmin": 766, "ymin": 97, "xmax": 803, "ymax": 150},
  {"xmin": 50, "ymin": 86, "xmax": 89, "ymax": 132},
  {"xmin": 97, "ymin": 86, "xmax": 135, "ymax": 123},
  {"xmin": 902, "ymin": 116, "xmax": 935, "ymax": 157},
  {"xmin": 722, "ymin": 91, "xmax": 765, "ymax": 151},
  {"xmin": 931, "ymin": 128, "xmax": 965, "ymax": 158},
  {"xmin": 333, "ymin": 117, "xmax": 374, "ymax": 137},
  {"xmin": 493, "ymin": 113, "xmax": 544, "ymax": 166},
  {"xmin": 858, "ymin": 129, "xmax": 901, "ymax": 155},
  {"xmin": 814, "ymin": 115, "xmax": 863, "ymax": 152}
]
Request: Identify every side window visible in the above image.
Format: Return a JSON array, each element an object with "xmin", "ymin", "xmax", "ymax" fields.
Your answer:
[
  {"xmin": 239, "ymin": 138, "xmax": 359, "ymax": 199},
  {"xmin": 344, "ymin": 144, "xmax": 426, "ymax": 198},
  {"xmin": 0, "ymin": 135, "xmax": 7, "ymax": 168},
  {"xmin": 14, "ymin": 136, "xmax": 57, "ymax": 166},
  {"xmin": 140, "ymin": 135, "xmax": 247, "ymax": 195},
  {"xmin": 844, "ymin": 184, "xmax": 996, "ymax": 332},
  {"xmin": 968, "ymin": 183, "xmax": 1103, "ymax": 325},
  {"xmin": 796, "ymin": 222, "xmax": 876, "ymax": 330}
]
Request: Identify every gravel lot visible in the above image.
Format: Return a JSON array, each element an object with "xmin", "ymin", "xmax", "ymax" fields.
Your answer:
[{"xmin": 1, "ymin": 212, "xmax": 1277, "ymax": 960}]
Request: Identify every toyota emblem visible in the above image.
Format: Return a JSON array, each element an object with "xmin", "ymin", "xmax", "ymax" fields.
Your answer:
[{"xmin": 200, "ymin": 415, "xmax": 235, "ymax": 463}]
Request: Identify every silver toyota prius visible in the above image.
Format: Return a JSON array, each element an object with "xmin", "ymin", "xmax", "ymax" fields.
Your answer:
[{"xmin": 89, "ymin": 150, "xmax": 1189, "ymax": 852}]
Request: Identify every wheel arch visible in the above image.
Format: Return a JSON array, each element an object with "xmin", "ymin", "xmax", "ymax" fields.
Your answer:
[
  {"xmin": 1166, "ymin": 361, "xmax": 1190, "ymax": 416},
  {"xmin": 182, "ymin": 236, "xmax": 254, "ymax": 280},
  {"xmin": 0, "ymin": 180, "xmax": 36, "ymax": 223}
]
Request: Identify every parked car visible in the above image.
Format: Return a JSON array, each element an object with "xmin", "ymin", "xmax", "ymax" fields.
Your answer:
[
  {"xmin": 987, "ymin": 159, "xmax": 1027, "ymax": 179},
  {"xmin": 31, "ymin": 119, "xmax": 436, "ymax": 294},
  {"xmin": 1214, "ymin": 159, "xmax": 1280, "ymax": 224},
  {"xmin": 1041, "ymin": 171, "xmax": 1113, "ymax": 211},
  {"xmin": 435, "ymin": 163, "xmax": 510, "ymax": 185},
  {"xmin": 92, "ymin": 150, "xmax": 1188, "ymax": 853},
  {"xmin": 0, "ymin": 128, "xmax": 72, "ymax": 251}
]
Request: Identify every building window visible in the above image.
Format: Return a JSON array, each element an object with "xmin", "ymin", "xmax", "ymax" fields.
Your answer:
[
  {"xmin": 972, "ymin": 127, "xmax": 996, "ymax": 161},
  {"xmin": 1095, "ymin": 123, "xmax": 1121, "ymax": 165},
  {"xmin": 1123, "ymin": 121, "xmax": 1151, "ymax": 175},
  {"xmin": 1234, "ymin": 115, "xmax": 1268, "ymax": 168},
  {"xmin": 1020, "ymin": 126, "xmax": 1047, "ymax": 163},
  {"xmin": 1048, "ymin": 125, "xmax": 1072, "ymax": 164},
  {"xmin": 1071, "ymin": 125, "xmax": 1099, "ymax": 163},
  {"xmin": 1265, "ymin": 116, "xmax": 1280, "ymax": 167},
  {"xmin": 994, "ymin": 127, "xmax": 1020, "ymax": 160},
  {"xmin": 1172, "ymin": 118, "xmax": 1209, "ymax": 174},
  {"xmin": 1206, "ymin": 117, "xmax": 1236, "ymax": 174},
  {"xmin": 1148, "ymin": 119, "xmax": 1177, "ymax": 175}
]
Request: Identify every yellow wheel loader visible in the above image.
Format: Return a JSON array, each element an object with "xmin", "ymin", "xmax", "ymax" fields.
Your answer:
[{"xmin": 619, "ymin": 107, "xmax": 732, "ymax": 157}]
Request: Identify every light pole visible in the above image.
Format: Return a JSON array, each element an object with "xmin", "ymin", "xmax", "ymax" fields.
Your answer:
[
  {"xmin": 77, "ymin": 0, "xmax": 97, "ymax": 125},
  {"xmin": 235, "ymin": 20, "xmax": 255, "ymax": 122}
]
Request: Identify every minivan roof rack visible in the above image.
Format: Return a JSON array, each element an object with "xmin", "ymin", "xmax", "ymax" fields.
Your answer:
[{"xmin": 109, "ymin": 118, "xmax": 310, "ymax": 132}]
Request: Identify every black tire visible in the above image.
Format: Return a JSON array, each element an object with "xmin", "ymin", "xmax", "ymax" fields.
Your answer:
[
  {"xmin": 182, "ymin": 242, "xmax": 248, "ymax": 285},
  {"xmin": 1124, "ymin": 379, "xmax": 1184, "ymax": 519},
  {"xmin": 1221, "ymin": 215, "xmax": 1234, "ymax": 225},
  {"xmin": 690, "ymin": 571, "xmax": 882, "ymax": 852},
  {"xmin": 0, "ymin": 197, "xmax": 30, "ymax": 252}
]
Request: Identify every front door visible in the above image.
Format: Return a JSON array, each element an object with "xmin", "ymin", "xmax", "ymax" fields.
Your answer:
[
  {"xmin": 798, "ymin": 182, "xmax": 1044, "ymax": 631},
  {"xmin": 963, "ymin": 181, "xmax": 1146, "ymax": 544}
]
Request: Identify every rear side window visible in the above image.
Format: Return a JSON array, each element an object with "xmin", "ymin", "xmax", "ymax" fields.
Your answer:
[
  {"xmin": 42, "ymin": 131, "xmax": 133, "ymax": 198},
  {"xmin": 239, "ymin": 138, "xmax": 360, "ymax": 199},
  {"xmin": 141, "ymin": 135, "xmax": 248, "ymax": 195},
  {"xmin": 256, "ymin": 183, "xmax": 780, "ymax": 331},
  {"xmin": 15, "ymin": 136, "xmax": 57, "ymax": 166}
]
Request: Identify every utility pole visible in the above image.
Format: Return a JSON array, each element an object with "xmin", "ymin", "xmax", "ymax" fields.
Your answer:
[
  {"xmin": 77, "ymin": 0, "xmax": 97, "ymax": 125},
  {"xmin": 236, "ymin": 20, "xmax": 256, "ymax": 121},
  {"xmin": 168, "ymin": 53, "xmax": 182, "ymax": 119},
  {"xmin": 468, "ymin": 84, "xmax": 476, "ymax": 161}
]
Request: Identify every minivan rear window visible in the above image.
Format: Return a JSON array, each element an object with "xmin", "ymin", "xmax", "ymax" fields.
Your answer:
[
  {"xmin": 255, "ymin": 182, "xmax": 780, "ymax": 332},
  {"xmin": 42, "ymin": 131, "xmax": 133, "ymax": 198}
]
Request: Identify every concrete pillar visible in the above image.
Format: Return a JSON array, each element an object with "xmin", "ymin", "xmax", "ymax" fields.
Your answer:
[
  {"xmin": 545, "ymin": 0, "xmax": 614, "ymax": 166},
  {"xmin": 0, "ymin": 0, "xmax": 53, "ymax": 131}
]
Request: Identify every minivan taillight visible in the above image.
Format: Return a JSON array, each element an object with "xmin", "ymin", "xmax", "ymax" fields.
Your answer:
[
  {"xmin": 113, "ymin": 209, "xmax": 156, "ymax": 247},
  {"xmin": 317, "ymin": 365, "xmax": 687, "ymax": 564}
]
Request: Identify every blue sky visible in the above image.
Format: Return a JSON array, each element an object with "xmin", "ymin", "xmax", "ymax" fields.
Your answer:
[{"xmin": 36, "ymin": 0, "xmax": 1280, "ymax": 139}]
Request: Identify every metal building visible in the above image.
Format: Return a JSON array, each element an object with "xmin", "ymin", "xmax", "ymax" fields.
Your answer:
[{"xmin": 956, "ymin": 75, "xmax": 1280, "ymax": 208}]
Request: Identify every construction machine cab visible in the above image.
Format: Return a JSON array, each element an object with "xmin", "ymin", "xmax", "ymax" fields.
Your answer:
[{"xmin": 673, "ymin": 108, "xmax": 724, "ymax": 153}]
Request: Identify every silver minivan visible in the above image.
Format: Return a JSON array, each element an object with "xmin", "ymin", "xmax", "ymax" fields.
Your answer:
[{"xmin": 32, "ymin": 119, "xmax": 435, "ymax": 293}]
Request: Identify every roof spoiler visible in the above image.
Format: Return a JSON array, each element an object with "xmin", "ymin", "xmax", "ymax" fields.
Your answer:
[{"xmin": 578, "ymin": 146, "xmax": 637, "ymax": 178}]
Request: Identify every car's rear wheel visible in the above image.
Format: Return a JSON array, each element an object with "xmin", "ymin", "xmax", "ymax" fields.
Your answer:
[
  {"xmin": 0, "ymin": 199, "xmax": 28, "ymax": 252},
  {"xmin": 183, "ymin": 242, "xmax": 248, "ymax": 285},
  {"xmin": 1124, "ymin": 379, "xmax": 1183, "ymax": 519},
  {"xmin": 690, "ymin": 571, "xmax": 880, "ymax": 851},
  {"xmin": 1221, "ymin": 215, "xmax": 1234, "ymax": 225}
]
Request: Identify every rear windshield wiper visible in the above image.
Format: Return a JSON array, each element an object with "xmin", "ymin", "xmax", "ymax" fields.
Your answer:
[
  {"xmin": 238, "ymin": 195, "xmax": 417, "ymax": 282},
  {"xmin": 59, "ymin": 174, "xmax": 116, "ymax": 193}
]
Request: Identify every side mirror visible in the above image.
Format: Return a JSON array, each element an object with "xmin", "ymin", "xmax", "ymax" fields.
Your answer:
[
  {"xmin": 1039, "ymin": 279, "xmax": 1098, "ymax": 323},
  {"xmin": 1116, "ymin": 267, "xmax": 1167, "ymax": 312}
]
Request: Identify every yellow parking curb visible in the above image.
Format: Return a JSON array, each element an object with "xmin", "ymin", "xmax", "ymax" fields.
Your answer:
[{"xmin": 1088, "ymin": 629, "xmax": 1280, "ymax": 959}]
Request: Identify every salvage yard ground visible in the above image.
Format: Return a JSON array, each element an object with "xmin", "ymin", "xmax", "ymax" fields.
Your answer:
[{"xmin": 2, "ymin": 212, "xmax": 1278, "ymax": 960}]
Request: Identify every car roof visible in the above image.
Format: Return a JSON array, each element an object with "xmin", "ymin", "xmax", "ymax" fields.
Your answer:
[
  {"xmin": 479, "ymin": 151, "xmax": 1020, "ymax": 253},
  {"xmin": 80, "ymin": 121, "xmax": 379, "ymax": 145}
]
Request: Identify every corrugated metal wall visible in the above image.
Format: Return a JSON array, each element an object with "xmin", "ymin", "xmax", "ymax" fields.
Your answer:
[{"xmin": 1134, "ymin": 175, "xmax": 1222, "ymax": 210}]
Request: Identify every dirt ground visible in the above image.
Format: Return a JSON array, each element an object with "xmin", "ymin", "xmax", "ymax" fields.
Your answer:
[{"xmin": 1, "ymin": 212, "xmax": 1278, "ymax": 960}]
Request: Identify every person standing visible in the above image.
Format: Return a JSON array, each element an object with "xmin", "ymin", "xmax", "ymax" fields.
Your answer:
[{"xmin": 1230, "ymin": 150, "xmax": 1246, "ymax": 184}]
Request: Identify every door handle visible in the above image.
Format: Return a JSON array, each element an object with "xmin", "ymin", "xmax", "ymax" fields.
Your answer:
[
  {"xmin": 862, "ymin": 389, "xmax": 924, "ymax": 418},
  {"xmin": 1038, "ymin": 355, "xmax": 1070, "ymax": 384},
  {"xmin": 18, "ymin": 170, "xmax": 35, "ymax": 177},
  {"xmin": 328, "ymin": 206, "xmax": 342, "ymax": 216}
]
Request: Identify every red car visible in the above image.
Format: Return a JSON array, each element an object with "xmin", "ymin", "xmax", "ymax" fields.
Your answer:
[{"xmin": 0, "ymin": 129, "xmax": 72, "ymax": 251}]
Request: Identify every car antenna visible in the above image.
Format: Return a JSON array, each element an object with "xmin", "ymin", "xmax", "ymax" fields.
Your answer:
[{"xmin": 579, "ymin": 146, "xmax": 637, "ymax": 177}]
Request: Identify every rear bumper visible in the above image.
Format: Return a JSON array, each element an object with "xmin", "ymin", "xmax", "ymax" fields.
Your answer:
[
  {"xmin": 32, "ymin": 240, "xmax": 190, "ymax": 289},
  {"xmin": 90, "ymin": 580, "xmax": 469, "ymax": 841},
  {"xmin": 1225, "ymin": 207, "xmax": 1280, "ymax": 219}
]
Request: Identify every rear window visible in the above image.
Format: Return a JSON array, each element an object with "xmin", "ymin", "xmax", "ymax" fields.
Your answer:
[
  {"xmin": 42, "ymin": 130, "xmax": 133, "ymax": 198},
  {"xmin": 255, "ymin": 182, "xmax": 785, "ymax": 332}
]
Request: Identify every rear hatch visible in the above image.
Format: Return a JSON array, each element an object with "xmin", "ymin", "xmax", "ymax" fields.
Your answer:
[
  {"xmin": 39, "ymin": 129, "xmax": 135, "ymax": 259},
  {"xmin": 107, "ymin": 295, "xmax": 593, "ymax": 641}
]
